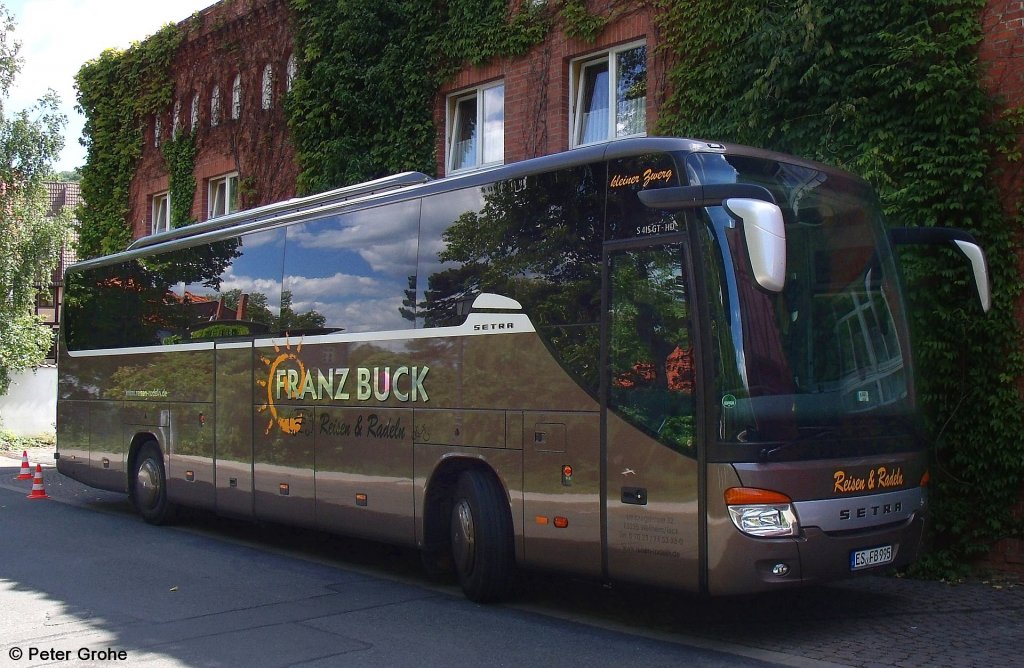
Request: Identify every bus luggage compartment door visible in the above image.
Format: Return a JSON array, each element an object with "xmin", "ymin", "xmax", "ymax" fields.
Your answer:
[{"xmin": 215, "ymin": 342, "xmax": 256, "ymax": 518}]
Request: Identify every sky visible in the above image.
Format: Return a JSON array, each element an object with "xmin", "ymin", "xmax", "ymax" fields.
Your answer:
[{"xmin": 4, "ymin": 0, "xmax": 215, "ymax": 172}]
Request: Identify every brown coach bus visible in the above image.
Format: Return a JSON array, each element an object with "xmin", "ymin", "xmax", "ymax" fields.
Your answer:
[{"xmin": 56, "ymin": 137, "xmax": 988, "ymax": 602}]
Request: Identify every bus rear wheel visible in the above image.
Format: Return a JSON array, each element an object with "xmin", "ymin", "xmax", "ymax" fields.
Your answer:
[
  {"xmin": 132, "ymin": 442, "xmax": 175, "ymax": 525},
  {"xmin": 450, "ymin": 470, "xmax": 515, "ymax": 603}
]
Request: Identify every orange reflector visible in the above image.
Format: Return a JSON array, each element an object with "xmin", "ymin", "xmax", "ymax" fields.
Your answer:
[
  {"xmin": 920, "ymin": 470, "xmax": 930, "ymax": 487},
  {"xmin": 724, "ymin": 487, "xmax": 791, "ymax": 505},
  {"xmin": 562, "ymin": 465, "xmax": 573, "ymax": 477},
  {"xmin": 553, "ymin": 516, "xmax": 569, "ymax": 528},
  {"xmin": 535, "ymin": 515, "xmax": 549, "ymax": 525}
]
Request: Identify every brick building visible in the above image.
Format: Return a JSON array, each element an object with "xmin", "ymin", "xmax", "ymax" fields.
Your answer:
[
  {"xmin": 127, "ymin": 1, "xmax": 1024, "ymax": 242},
  {"xmin": 128, "ymin": 0, "xmax": 677, "ymax": 239},
  {"xmin": 131, "ymin": 0, "xmax": 296, "ymax": 240}
]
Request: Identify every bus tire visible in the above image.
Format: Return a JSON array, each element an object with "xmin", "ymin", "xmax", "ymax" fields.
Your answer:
[
  {"xmin": 131, "ymin": 442, "xmax": 175, "ymax": 525},
  {"xmin": 450, "ymin": 470, "xmax": 516, "ymax": 603}
]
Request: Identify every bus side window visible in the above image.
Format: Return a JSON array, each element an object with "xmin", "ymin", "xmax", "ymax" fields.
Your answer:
[
  {"xmin": 178, "ymin": 229, "xmax": 286, "ymax": 341},
  {"xmin": 284, "ymin": 202, "xmax": 419, "ymax": 335}
]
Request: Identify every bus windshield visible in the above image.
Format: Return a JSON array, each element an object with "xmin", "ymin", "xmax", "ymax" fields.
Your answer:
[{"xmin": 686, "ymin": 152, "xmax": 917, "ymax": 458}]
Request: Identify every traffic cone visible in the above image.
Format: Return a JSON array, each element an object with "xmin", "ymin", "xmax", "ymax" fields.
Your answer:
[
  {"xmin": 26, "ymin": 464, "xmax": 49, "ymax": 500},
  {"xmin": 16, "ymin": 451, "xmax": 33, "ymax": 480}
]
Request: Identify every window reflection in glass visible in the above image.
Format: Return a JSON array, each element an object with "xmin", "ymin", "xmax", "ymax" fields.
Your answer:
[
  {"xmin": 608, "ymin": 244, "xmax": 695, "ymax": 452},
  {"xmin": 179, "ymin": 229, "xmax": 284, "ymax": 341},
  {"xmin": 284, "ymin": 202, "xmax": 419, "ymax": 334},
  {"xmin": 419, "ymin": 163, "xmax": 605, "ymax": 393}
]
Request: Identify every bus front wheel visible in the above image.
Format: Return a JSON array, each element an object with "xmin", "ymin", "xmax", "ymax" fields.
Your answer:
[
  {"xmin": 131, "ymin": 442, "xmax": 175, "ymax": 525},
  {"xmin": 450, "ymin": 470, "xmax": 515, "ymax": 602}
]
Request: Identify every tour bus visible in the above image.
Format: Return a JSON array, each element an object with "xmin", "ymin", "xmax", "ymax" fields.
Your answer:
[{"xmin": 57, "ymin": 137, "xmax": 989, "ymax": 602}]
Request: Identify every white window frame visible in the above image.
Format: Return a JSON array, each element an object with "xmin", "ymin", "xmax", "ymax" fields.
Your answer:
[
  {"xmin": 261, "ymin": 63, "xmax": 273, "ymax": 110},
  {"xmin": 569, "ymin": 41, "xmax": 647, "ymax": 148},
  {"xmin": 211, "ymin": 84, "xmax": 221, "ymax": 127},
  {"xmin": 172, "ymin": 100, "xmax": 182, "ymax": 138},
  {"xmin": 152, "ymin": 191, "xmax": 170, "ymax": 234},
  {"xmin": 286, "ymin": 53, "xmax": 297, "ymax": 92},
  {"xmin": 231, "ymin": 74, "xmax": 242, "ymax": 120},
  {"xmin": 190, "ymin": 94, "xmax": 200, "ymax": 131},
  {"xmin": 445, "ymin": 81, "xmax": 504, "ymax": 174},
  {"xmin": 208, "ymin": 173, "xmax": 239, "ymax": 219}
]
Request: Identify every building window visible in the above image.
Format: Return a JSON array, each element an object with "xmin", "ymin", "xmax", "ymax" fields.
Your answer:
[
  {"xmin": 172, "ymin": 100, "xmax": 182, "ymax": 138},
  {"xmin": 190, "ymin": 94, "xmax": 200, "ymax": 131},
  {"xmin": 154, "ymin": 116, "xmax": 162, "ymax": 147},
  {"xmin": 570, "ymin": 42, "xmax": 647, "ymax": 147},
  {"xmin": 286, "ymin": 53, "xmax": 297, "ymax": 92},
  {"xmin": 211, "ymin": 84, "xmax": 221, "ymax": 127},
  {"xmin": 208, "ymin": 173, "xmax": 239, "ymax": 219},
  {"xmin": 152, "ymin": 192, "xmax": 170, "ymax": 234},
  {"xmin": 446, "ymin": 82, "xmax": 504, "ymax": 173},
  {"xmin": 231, "ymin": 74, "xmax": 242, "ymax": 120},
  {"xmin": 262, "ymin": 64, "xmax": 273, "ymax": 109}
]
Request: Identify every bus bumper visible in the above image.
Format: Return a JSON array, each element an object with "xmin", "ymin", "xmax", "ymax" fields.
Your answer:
[{"xmin": 706, "ymin": 510, "xmax": 927, "ymax": 595}]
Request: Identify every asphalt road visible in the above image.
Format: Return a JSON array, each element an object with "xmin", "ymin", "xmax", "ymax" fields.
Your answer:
[
  {"xmin": 0, "ymin": 454, "xmax": 781, "ymax": 668},
  {"xmin": 2, "ymin": 451, "xmax": 1024, "ymax": 667}
]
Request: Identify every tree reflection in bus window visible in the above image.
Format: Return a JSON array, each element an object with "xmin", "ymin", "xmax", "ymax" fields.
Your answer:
[
  {"xmin": 177, "ymin": 229, "xmax": 285, "ymax": 341},
  {"xmin": 608, "ymin": 243, "xmax": 696, "ymax": 452},
  {"xmin": 420, "ymin": 162, "xmax": 605, "ymax": 395}
]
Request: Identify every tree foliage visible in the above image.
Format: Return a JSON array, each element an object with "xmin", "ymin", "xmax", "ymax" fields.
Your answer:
[{"xmin": 0, "ymin": 3, "xmax": 72, "ymax": 396}]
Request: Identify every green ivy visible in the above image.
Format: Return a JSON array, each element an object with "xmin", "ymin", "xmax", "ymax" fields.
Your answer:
[
  {"xmin": 561, "ymin": 0, "xmax": 609, "ymax": 42},
  {"xmin": 75, "ymin": 24, "xmax": 181, "ymax": 257},
  {"xmin": 286, "ymin": 0, "xmax": 550, "ymax": 194},
  {"xmin": 162, "ymin": 132, "xmax": 197, "ymax": 227},
  {"xmin": 655, "ymin": 0, "xmax": 1024, "ymax": 577}
]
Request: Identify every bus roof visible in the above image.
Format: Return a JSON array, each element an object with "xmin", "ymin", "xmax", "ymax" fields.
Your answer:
[{"xmin": 70, "ymin": 137, "xmax": 860, "ymax": 272}]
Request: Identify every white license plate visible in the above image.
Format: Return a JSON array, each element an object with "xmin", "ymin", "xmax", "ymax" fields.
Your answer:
[{"xmin": 850, "ymin": 544, "xmax": 894, "ymax": 571}]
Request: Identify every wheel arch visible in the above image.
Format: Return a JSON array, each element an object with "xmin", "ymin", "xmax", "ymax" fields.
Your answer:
[
  {"xmin": 421, "ymin": 455, "xmax": 510, "ymax": 554},
  {"xmin": 126, "ymin": 432, "xmax": 161, "ymax": 503}
]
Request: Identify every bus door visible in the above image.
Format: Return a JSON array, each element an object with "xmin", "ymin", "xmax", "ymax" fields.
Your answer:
[
  {"xmin": 214, "ymin": 340, "xmax": 255, "ymax": 518},
  {"xmin": 603, "ymin": 238, "xmax": 702, "ymax": 591}
]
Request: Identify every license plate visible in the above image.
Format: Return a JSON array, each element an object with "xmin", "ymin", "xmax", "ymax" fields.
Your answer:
[{"xmin": 850, "ymin": 544, "xmax": 893, "ymax": 571}]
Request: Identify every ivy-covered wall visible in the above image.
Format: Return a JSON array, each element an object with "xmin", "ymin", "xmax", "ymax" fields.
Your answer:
[
  {"xmin": 286, "ymin": 0, "xmax": 555, "ymax": 194},
  {"xmin": 653, "ymin": 0, "xmax": 1024, "ymax": 576},
  {"xmin": 76, "ymin": 0, "xmax": 295, "ymax": 248},
  {"xmin": 75, "ymin": 0, "xmax": 1023, "ymax": 576},
  {"xmin": 76, "ymin": 24, "xmax": 181, "ymax": 257}
]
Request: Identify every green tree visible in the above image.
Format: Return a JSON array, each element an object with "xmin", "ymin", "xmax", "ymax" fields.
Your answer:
[{"xmin": 0, "ymin": 4, "xmax": 72, "ymax": 396}]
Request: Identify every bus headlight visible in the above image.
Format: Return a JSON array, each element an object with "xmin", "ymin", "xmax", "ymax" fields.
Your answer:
[{"xmin": 725, "ymin": 487, "xmax": 799, "ymax": 538}]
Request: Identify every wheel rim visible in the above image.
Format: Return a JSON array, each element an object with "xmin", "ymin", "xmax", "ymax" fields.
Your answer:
[
  {"xmin": 451, "ymin": 499, "xmax": 476, "ymax": 575},
  {"xmin": 135, "ymin": 458, "xmax": 161, "ymax": 510}
]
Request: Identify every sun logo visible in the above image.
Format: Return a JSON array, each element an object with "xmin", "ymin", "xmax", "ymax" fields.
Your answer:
[{"xmin": 257, "ymin": 337, "xmax": 306, "ymax": 435}]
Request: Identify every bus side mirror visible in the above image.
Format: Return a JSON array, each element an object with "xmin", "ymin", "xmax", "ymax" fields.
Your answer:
[
  {"xmin": 723, "ymin": 198, "xmax": 786, "ymax": 293},
  {"xmin": 890, "ymin": 227, "xmax": 991, "ymax": 312},
  {"xmin": 637, "ymin": 184, "xmax": 787, "ymax": 293},
  {"xmin": 952, "ymin": 240, "xmax": 991, "ymax": 312}
]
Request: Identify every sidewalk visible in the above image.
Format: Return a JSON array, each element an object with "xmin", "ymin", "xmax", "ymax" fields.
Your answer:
[{"xmin": 0, "ymin": 444, "xmax": 56, "ymax": 468}]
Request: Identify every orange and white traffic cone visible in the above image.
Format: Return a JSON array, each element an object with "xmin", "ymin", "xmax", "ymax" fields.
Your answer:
[
  {"xmin": 26, "ymin": 464, "xmax": 49, "ymax": 500},
  {"xmin": 16, "ymin": 451, "xmax": 33, "ymax": 480}
]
